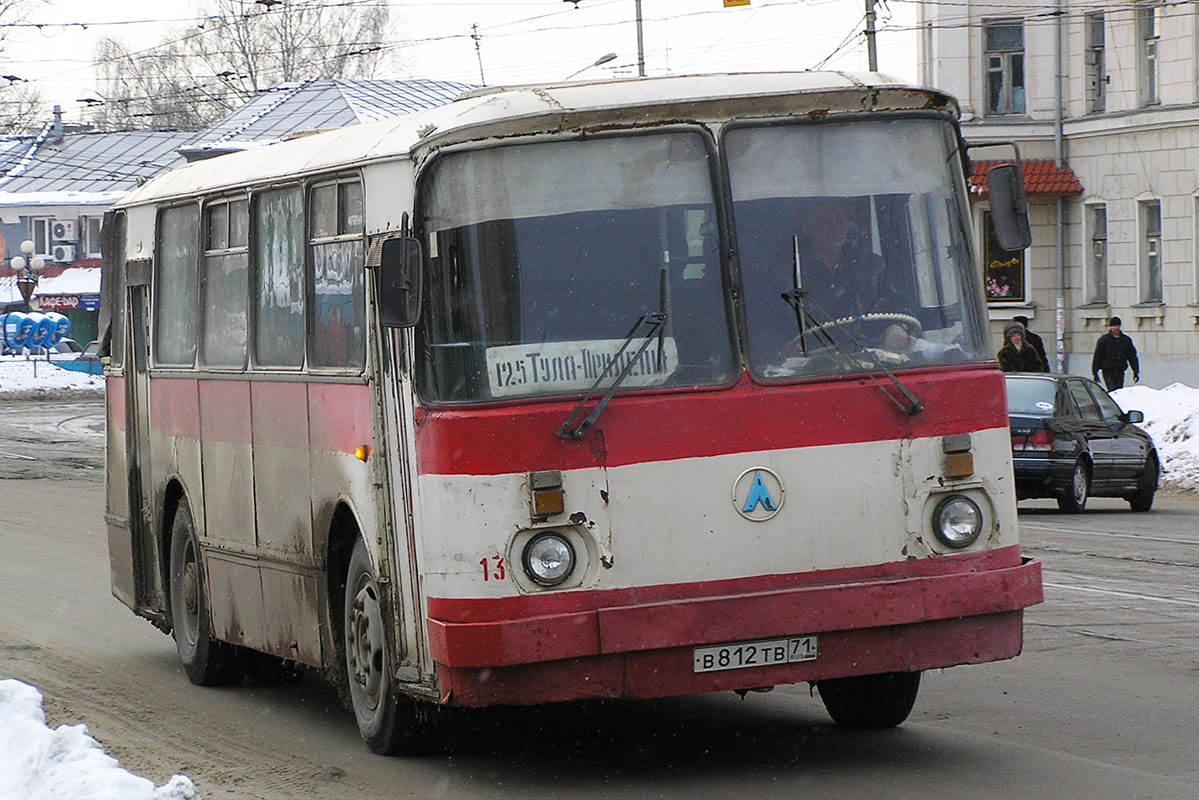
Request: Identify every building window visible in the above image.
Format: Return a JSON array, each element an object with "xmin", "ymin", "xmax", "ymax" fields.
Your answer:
[
  {"xmin": 985, "ymin": 21, "xmax": 1025, "ymax": 115},
  {"xmin": 1139, "ymin": 4, "xmax": 1162, "ymax": 106},
  {"xmin": 1087, "ymin": 205, "xmax": 1108, "ymax": 304},
  {"xmin": 1085, "ymin": 13, "xmax": 1106, "ymax": 113},
  {"xmin": 1140, "ymin": 199, "xmax": 1162, "ymax": 303},
  {"xmin": 82, "ymin": 217, "xmax": 103, "ymax": 258},
  {"xmin": 29, "ymin": 217, "xmax": 52, "ymax": 258},
  {"xmin": 984, "ymin": 210, "xmax": 1026, "ymax": 303}
]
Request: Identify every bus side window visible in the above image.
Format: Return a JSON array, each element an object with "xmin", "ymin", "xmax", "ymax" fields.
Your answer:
[
  {"xmin": 254, "ymin": 187, "xmax": 305, "ymax": 368},
  {"xmin": 155, "ymin": 204, "xmax": 200, "ymax": 367},
  {"xmin": 309, "ymin": 180, "xmax": 365, "ymax": 370}
]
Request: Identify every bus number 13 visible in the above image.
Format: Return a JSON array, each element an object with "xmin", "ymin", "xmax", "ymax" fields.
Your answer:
[{"xmin": 480, "ymin": 556, "xmax": 506, "ymax": 581}]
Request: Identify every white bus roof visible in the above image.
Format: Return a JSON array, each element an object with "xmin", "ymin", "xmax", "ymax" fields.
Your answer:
[{"xmin": 119, "ymin": 71, "xmax": 957, "ymax": 208}]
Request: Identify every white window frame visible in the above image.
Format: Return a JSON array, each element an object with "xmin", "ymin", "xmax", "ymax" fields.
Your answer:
[
  {"xmin": 1085, "ymin": 13, "xmax": 1106, "ymax": 114},
  {"xmin": 1139, "ymin": 3, "xmax": 1162, "ymax": 107},
  {"xmin": 983, "ymin": 20, "xmax": 1026, "ymax": 116},
  {"xmin": 82, "ymin": 216, "xmax": 103, "ymax": 258},
  {"xmin": 29, "ymin": 217, "xmax": 53, "ymax": 258},
  {"xmin": 1139, "ymin": 198, "xmax": 1163, "ymax": 303},
  {"xmin": 1086, "ymin": 203, "xmax": 1108, "ymax": 304}
]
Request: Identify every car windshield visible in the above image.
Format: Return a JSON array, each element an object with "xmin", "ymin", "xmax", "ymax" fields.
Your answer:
[
  {"xmin": 417, "ymin": 132, "xmax": 735, "ymax": 403},
  {"xmin": 1006, "ymin": 377, "xmax": 1057, "ymax": 416},
  {"xmin": 726, "ymin": 118, "xmax": 987, "ymax": 380}
]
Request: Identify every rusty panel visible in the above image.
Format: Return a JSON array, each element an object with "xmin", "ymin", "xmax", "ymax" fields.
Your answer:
[
  {"xmin": 250, "ymin": 381, "xmax": 313, "ymax": 562},
  {"xmin": 199, "ymin": 381, "xmax": 256, "ymax": 550},
  {"xmin": 259, "ymin": 565, "xmax": 323, "ymax": 666},
  {"xmin": 105, "ymin": 377, "xmax": 134, "ymax": 606},
  {"xmin": 205, "ymin": 552, "xmax": 265, "ymax": 646}
]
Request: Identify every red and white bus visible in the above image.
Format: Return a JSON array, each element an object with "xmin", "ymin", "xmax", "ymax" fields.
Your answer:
[{"xmin": 102, "ymin": 72, "xmax": 1043, "ymax": 754}]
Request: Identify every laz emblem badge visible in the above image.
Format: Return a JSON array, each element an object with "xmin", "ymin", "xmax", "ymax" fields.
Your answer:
[{"xmin": 732, "ymin": 467, "xmax": 785, "ymax": 521}]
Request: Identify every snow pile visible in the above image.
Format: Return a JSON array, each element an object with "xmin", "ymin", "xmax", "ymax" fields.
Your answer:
[
  {"xmin": 1113, "ymin": 383, "xmax": 1199, "ymax": 493},
  {"xmin": 0, "ymin": 679, "xmax": 197, "ymax": 800},
  {"xmin": 0, "ymin": 358, "xmax": 104, "ymax": 397}
]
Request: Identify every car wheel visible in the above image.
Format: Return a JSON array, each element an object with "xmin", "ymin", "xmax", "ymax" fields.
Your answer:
[
  {"xmin": 344, "ymin": 538, "xmax": 438, "ymax": 755},
  {"xmin": 817, "ymin": 671, "xmax": 921, "ymax": 729},
  {"xmin": 1129, "ymin": 453, "xmax": 1159, "ymax": 512},
  {"xmin": 1057, "ymin": 460, "xmax": 1090, "ymax": 513},
  {"xmin": 169, "ymin": 503, "xmax": 245, "ymax": 686}
]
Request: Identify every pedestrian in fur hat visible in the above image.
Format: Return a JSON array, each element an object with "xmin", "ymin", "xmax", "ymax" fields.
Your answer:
[{"xmin": 997, "ymin": 321, "xmax": 1044, "ymax": 372}]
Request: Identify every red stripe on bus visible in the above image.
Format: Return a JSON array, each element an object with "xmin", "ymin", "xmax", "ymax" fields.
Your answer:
[
  {"xmin": 198, "ymin": 380, "xmax": 251, "ymax": 444},
  {"xmin": 308, "ymin": 383, "xmax": 371, "ymax": 453},
  {"xmin": 435, "ymin": 611, "xmax": 1027, "ymax": 707},
  {"xmin": 426, "ymin": 547, "xmax": 1042, "ymax": 668},
  {"xmin": 149, "ymin": 378, "xmax": 200, "ymax": 439},
  {"xmin": 414, "ymin": 365, "xmax": 1007, "ymax": 475},
  {"xmin": 107, "ymin": 376, "xmax": 125, "ymax": 433},
  {"xmin": 249, "ymin": 381, "xmax": 308, "ymax": 449}
]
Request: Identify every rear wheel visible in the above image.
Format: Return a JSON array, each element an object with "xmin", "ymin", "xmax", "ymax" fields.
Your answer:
[
  {"xmin": 169, "ymin": 503, "xmax": 244, "ymax": 686},
  {"xmin": 817, "ymin": 671, "xmax": 921, "ymax": 729},
  {"xmin": 1057, "ymin": 460, "xmax": 1090, "ymax": 513},
  {"xmin": 344, "ymin": 538, "xmax": 438, "ymax": 755},
  {"xmin": 1129, "ymin": 454, "xmax": 1159, "ymax": 512}
]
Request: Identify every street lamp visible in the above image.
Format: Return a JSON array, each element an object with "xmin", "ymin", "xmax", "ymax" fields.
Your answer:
[
  {"xmin": 566, "ymin": 52, "xmax": 618, "ymax": 80},
  {"xmin": 13, "ymin": 239, "xmax": 46, "ymax": 313}
]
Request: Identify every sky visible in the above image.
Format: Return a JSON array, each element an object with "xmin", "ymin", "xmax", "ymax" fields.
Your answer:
[{"xmin": 1, "ymin": 0, "xmax": 921, "ymax": 123}]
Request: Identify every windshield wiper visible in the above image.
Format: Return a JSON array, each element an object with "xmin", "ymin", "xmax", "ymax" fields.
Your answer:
[
  {"xmin": 556, "ymin": 309, "xmax": 668, "ymax": 439},
  {"xmin": 781, "ymin": 289, "xmax": 924, "ymax": 416}
]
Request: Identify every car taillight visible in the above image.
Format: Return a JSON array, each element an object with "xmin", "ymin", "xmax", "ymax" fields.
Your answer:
[{"xmin": 1012, "ymin": 428, "xmax": 1053, "ymax": 452}]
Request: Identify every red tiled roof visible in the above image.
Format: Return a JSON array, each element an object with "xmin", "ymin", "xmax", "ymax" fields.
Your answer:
[{"xmin": 970, "ymin": 159, "xmax": 1083, "ymax": 198}]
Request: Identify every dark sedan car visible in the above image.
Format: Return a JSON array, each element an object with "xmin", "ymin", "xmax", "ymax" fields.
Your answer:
[{"xmin": 1006, "ymin": 373, "xmax": 1159, "ymax": 512}]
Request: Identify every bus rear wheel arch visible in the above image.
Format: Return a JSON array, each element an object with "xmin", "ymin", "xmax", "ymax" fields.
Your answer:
[{"xmin": 343, "ymin": 537, "xmax": 439, "ymax": 755}]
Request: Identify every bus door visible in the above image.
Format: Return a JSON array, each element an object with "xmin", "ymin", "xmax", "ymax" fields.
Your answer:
[{"xmin": 124, "ymin": 259, "xmax": 166, "ymax": 616}]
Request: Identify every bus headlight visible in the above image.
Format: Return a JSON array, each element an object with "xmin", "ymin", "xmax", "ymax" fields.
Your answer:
[
  {"xmin": 522, "ymin": 532, "xmax": 576, "ymax": 586},
  {"xmin": 932, "ymin": 495, "xmax": 983, "ymax": 548}
]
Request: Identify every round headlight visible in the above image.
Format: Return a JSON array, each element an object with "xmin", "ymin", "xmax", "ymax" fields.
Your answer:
[
  {"xmin": 932, "ymin": 495, "xmax": 983, "ymax": 548},
  {"xmin": 522, "ymin": 532, "xmax": 576, "ymax": 586}
]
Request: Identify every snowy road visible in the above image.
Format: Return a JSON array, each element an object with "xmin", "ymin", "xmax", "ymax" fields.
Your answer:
[{"xmin": 1, "ymin": 399, "xmax": 1197, "ymax": 799}]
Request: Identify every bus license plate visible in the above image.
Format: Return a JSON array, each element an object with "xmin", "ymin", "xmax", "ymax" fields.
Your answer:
[{"xmin": 692, "ymin": 635, "xmax": 818, "ymax": 673}]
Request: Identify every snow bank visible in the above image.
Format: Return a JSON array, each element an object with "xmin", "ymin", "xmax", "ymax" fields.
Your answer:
[
  {"xmin": 0, "ymin": 679, "xmax": 197, "ymax": 800},
  {"xmin": 1112, "ymin": 383, "xmax": 1199, "ymax": 493},
  {"xmin": 0, "ymin": 358, "xmax": 104, "ymax": 398}
]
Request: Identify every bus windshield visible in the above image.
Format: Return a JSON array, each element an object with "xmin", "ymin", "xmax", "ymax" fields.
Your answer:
[
  {"xmin": 418, "ymin": 132, "xmax": 735, "ymax": 403},
  {"xmin": 727, "ymin": 117, "xmax": 987, "ymax": 380}
]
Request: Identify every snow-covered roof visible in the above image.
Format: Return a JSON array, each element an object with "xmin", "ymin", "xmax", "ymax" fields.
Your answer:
[
  {"xmin": 184, "ymin": 78, "xmax": 475, "ymax": 153},
  {"xmin": 121, "ymin": 72, "xmax": 951, "ymax": 208},
  {"xmin": 0, "ymin": 130, "xmax": 195, "ymax": 195}
]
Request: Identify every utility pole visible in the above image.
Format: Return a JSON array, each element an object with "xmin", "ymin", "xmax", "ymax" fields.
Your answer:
[
  {"xmin": 635, "ymin": 0, "xmax": 645, "ymax": 77},
  {"xmin": 864, "ymin": 0, "xmax": 878, "ymax": 71},
  {"xmin": 471, "ymin": 23, "xmax": 486, "ymax": 85}
]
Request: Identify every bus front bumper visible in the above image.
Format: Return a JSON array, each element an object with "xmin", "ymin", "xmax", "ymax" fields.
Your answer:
[{"xmin": 426, "ymin": 548, "xmax": 1043, "ymax": 706}]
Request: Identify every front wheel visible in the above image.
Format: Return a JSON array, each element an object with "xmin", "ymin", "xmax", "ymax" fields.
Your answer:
[
  {"xmin": 817, "ymin": 671, "xmax": 921, "ymax": 729},
  {"xmin": 1129, "ymin": 454, "xmax": 1159, "ymax": 512},
  {"xmin": 169, "ymin": 503, "xmax": 244, "ymax": 686},
  {"xmin": 344, "ymin": 539, "xmax": 438, "ymax": 755},
  {"xmin": 1057, "ymin": 460, "xmax": 1090, "ymax": 513}
]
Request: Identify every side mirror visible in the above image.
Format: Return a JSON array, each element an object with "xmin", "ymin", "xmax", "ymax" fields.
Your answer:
[
  {"xmin": 378, "ymin": 237, "xmax": 423, "ymax": 328},
  {"xmin": 986, "ymin": 164, "xmax": 1032, "ymax": 251},
  {"xmin": 1125, "ymin": 410, "xmax": 1144, "ymax": 424}
]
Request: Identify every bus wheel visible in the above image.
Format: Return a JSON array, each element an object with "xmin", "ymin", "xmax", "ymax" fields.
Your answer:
[
  {"xmin": 344, "ymin": 539, "xmax": 436, "ymax": 755},
  {"xmin": 168, "ymin": 503, "xmax": 244, "ymax": 686},
  {"xmin": 816, "ymin": 671, "xmax": 921, "ymax": 729}
]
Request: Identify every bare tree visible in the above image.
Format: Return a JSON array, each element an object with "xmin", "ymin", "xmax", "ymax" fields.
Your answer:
[
  {"xmin": 90, "ymin": 0, "xmax": 393, "ymax": 131},
  {"xmin": 0, "ymin": 0, "xmax": 48, "ymax": 135}
]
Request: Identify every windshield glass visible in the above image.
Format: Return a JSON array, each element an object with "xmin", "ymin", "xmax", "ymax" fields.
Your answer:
[
  {"xmin": 417, "ymin": 132, "xmax": 735, "ymax": 403},
  {"xmin": 1006, "ymin": 377, "xmax": 1057, "ymax": 416},
  {"xmin": 726, "ymin": 118, "xmax": 987, "ymax": 380}
]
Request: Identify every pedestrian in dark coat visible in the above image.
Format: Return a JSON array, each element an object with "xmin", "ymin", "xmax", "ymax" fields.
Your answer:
[
  {"xmin": 1012, "ymin": 315, "xmax": 1049, "ymax": 372},
  {"xmin": 1091, "ymin": 316, "xmax": 1139, "ymax": 390},
  {"xmin": 997, "ymin": 321, "xmax": 1044, "ymax": 372}
]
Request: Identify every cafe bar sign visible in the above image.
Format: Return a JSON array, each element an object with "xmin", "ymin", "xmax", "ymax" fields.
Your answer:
[{"xmin": 35, "ymin": 295, "xmax": 101, "ymax": 312}]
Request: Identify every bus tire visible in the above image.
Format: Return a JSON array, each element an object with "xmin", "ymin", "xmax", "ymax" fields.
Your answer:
[
  {"xmin": 817, "ymin": 671, "xmax": 921, "ymax": 729},
  {"xmin": 168, "ymin": 503, "xmax": 244, "ymax": 686},
  {"xmin": 344, "ymin": 538, "xmax": 436, "ymax": 755}
]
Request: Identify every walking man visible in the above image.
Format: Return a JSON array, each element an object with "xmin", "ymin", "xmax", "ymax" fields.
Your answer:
[{"xmin": 1091, "ymin": 316, "xmax": 1139, "ymax": 390}]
